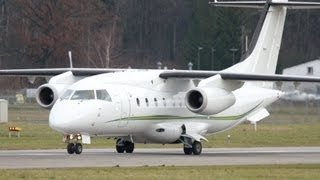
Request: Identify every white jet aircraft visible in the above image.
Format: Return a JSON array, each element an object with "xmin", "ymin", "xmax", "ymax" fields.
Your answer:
[{"xmin": 1, "ymin": 0, "xmax": 320, "ymax": 155}]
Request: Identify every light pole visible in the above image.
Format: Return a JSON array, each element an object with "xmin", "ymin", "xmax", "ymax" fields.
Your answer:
[
  {"xmin": 229, "ymin": 48, "xmax": 238, "ymax": 65},
  {"xmin": 188, "ymin": 62, "xmax": 193, "ymax": 70},
  {"xmin": 197, "ymin": 46, "xmax": 203, "ymax": 70},
  {"xmin": 211, "ymin": 48, "xmax": 216, "ymax": 70},
  {"xmin": 157, "ymin": 61, "xmax": 162, "ymax": 69}
]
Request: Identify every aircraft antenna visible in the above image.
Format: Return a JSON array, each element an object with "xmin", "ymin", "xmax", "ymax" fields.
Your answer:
[{"xmin": 68, "ymin": 51, "xmax": 73, "ymax": 68}]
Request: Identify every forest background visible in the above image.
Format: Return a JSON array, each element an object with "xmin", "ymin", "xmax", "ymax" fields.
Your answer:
[{"xmin": 0, "ymin": 0, "xmax": 319, "ymax": 89}]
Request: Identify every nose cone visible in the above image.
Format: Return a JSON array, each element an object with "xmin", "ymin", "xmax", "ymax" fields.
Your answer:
[
  {"xmin": 49, "ymin": 100, "xmax": 99, "ymax": 134},
  {"xmin": 49, "ymin": 101, "xmax": 76, "ymax": 133},
  {"xmin": 49, "ymin": 100, "xmax": 86, "ymax": 133}
]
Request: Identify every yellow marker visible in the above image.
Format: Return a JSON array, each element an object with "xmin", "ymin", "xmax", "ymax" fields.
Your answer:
[{"xmin": 8, "ymin": 127, "xmax": 22, "ymax": 132}]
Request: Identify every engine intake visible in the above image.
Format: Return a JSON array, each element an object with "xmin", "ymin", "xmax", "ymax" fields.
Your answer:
[
  {"xmin": 185, "ymin": 87, "xmax": 236, "ymax": 115},
  {"xmin": 36, "ymin": 84, "xmax": 64, "ymax": 109}
]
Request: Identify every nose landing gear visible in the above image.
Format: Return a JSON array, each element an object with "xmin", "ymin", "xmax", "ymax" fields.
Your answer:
[
  {"xmin": 64, "ymin": 134, "xmax": 83, "ymax": 155},
  {"xmin": 67, "ymin": 143, "xmax": 83, "ymax": 154}
]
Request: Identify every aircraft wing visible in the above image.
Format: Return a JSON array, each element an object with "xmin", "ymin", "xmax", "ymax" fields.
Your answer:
[
  {"xmin": 1, "ymin": 68, "xmax": 320, "ymax": 83},
  {"xmin": 159, "ymin": 70, "xmax": 320, "ymax": 82},
  {"xmin": 0, "ymin": 68, "xmax": 125, "ymax": 76}
]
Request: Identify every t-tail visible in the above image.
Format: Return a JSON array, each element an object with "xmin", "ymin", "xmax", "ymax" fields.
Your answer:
[{"xmin": 211, "ymin": 0, "xmax": 320, "ymax": 75}]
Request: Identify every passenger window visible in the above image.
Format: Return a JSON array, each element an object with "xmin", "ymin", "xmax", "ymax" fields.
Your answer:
[
  {"xmin": 71, "ymin": 90, "xmax": 95, "ymax": 100},
  {"xmin": 96, "ymin": 89, "xmax": 112, "ymax": 102},
  {"xmin": 136, "ymin": 98, "xmax": 140, "ymax": 106},
  {"xmin": 61, "ymin": 89, "xmax": 73, "ymax": 100},
  {"xmin": 154, "ymin": 98, "xmax": 158, "ymax": 107},
  {"xmin": 145, "ymin": 98, "xmax": 149, "ymax": 107}
]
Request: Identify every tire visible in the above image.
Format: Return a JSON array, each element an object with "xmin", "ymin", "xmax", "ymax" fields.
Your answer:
[
  {"xmin": 67, "ymin": 143, "xmax": 75, "ymax": 154},
  {"xmin": 183, "ymin": 147, "xmax": 193, "ymax": 155},
  {"xmin": 74, "ymin": 143, "xmax": 83, "ymax": 154},
  {"xmin": 192, "ymin": 141, "xmax": 202, "ymax": 155},
  {"xmin": 125, "ymin": 142, "xmax": 134, "ymax": 153},
  {"xmin": 116, "ymin": 145, "xmax": 125, "ymax": 153},
  {"xmin": 116, "ymin": 139, "xmax": 125, "ymax": 153}
]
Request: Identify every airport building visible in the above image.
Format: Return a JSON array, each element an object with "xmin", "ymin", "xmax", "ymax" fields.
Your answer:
[{"xmin": 282, "ymin": 59, "xmax": 320, "ymax": 94}]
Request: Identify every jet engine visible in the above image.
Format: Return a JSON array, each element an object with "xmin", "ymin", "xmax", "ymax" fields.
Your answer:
[
  {"xmin": 35, "ymin": 71, "xmax": 79, "ymax": 109},
  {"xmin": 185, "ymin": 87, "xmax": 236, "ymax": 115},
  {"xmin": 144, "ymin": 124, "xmax": 183, "ymax": 143},
  {"xmin": 36, "ymin": 84, "xmax": 67, "ymax": 109}
]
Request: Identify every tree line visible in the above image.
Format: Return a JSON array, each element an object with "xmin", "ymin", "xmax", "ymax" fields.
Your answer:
[{"xmin": 0, "ymin": 0, "xmax": 319, "ymax": 72}]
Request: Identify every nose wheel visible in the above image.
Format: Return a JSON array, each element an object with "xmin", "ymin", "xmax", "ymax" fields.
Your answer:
[{"xmin": 67, "ymin": 143, "xmax": 83, "ymax": 155}]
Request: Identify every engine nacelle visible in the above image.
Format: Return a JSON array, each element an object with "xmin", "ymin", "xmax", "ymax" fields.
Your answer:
[
  {"xmin": 144, "ymin": 124, "xmax": 183, "ymax": 143},
  {"xmin": 185, "ymin": 87, "xmax": 236, "ymax": 115},
  {"xmin": 36, "ymin": 84, "xmax": 67, "ymax": 109}
]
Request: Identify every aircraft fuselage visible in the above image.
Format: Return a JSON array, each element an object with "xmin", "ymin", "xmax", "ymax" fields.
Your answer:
[{"xmin": 49, "ymin": 70, "xmax": 281, "ymax": 144}]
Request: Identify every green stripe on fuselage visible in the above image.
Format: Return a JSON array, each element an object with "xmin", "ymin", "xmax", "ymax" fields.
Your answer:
[{"xmin": 117, "ymin": 103, "xmax": 261, "ymax": 121}]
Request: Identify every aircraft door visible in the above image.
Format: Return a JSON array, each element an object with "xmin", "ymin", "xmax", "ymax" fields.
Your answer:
[{"xmin": 118, "ymin": 87, "xmax": 131, "ymax": 127}]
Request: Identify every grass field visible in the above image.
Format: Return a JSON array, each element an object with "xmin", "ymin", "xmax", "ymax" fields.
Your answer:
[
  {"xmin": 1, "ymin": 102, "xmax": 320, "ymax": 150},
  {"xmin": 1, "ymin": 122, "xmax": 320, "ymax": 150},
  {"xmin": 0, "ymin": 164, "xmax": 320, "ymax": 179}
]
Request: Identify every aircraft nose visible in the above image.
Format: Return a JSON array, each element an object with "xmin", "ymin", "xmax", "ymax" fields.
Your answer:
[
  {"xmin": 49, "ymin": 107, "xmax": 73, "ymax": 133},
  {"xmin": 49, "ymin": 100, "xmax": 98, "ymax": 133},
  {"xmin": 49, "ymin": 101, "xmax": 80, "ymax": 133}
]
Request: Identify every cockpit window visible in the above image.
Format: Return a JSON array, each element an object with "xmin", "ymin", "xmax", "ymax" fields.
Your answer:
[
  {"xmin": 96, "ymin": 89, "xmax": 112, "ymax": 102},
  {"xmin": 60, "ymin": 89, "xmax": 73, "ymax": 100},
  {"xmin": 71, "ymin": 90, "xmax": 95, "ymax": 100}
]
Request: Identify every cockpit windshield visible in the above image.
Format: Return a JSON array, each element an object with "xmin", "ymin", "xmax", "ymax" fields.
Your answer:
[
  {"xmin": 96, "ymin": 89, "xmax": 112, "ymax": 102},
  {"xmin": 60, "ymin": 89, "xmax": 73, "ymax": 100},
  {"xmin": 61, "ymin": 89, "xmax": 112, "ymax": 101},
  {"xmin": 71, "ymin": 90, "xmax": 95, "ymax": 100}
]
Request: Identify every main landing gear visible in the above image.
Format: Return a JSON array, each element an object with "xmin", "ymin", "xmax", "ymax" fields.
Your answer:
[
  {"xmin": 182, "ymin": 137, "xmax": 202, "ymax": 155},
  {"xmin": 183, "ymin": 141, "xmax": 202, "ymax": 155},
  {"xmin": 116, "ymin": 139, "xmax": 135, "ymax": 153}
]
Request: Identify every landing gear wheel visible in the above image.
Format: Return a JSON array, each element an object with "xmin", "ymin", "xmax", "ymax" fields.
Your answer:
[
  {"xmin": 67, "ymin": 143, "xmax": 75, "ymax": 154},
  {"xmin": 74, "ymin": 143, "xmax": 83, "ymax": 154},
  {"xmin": 183, "ymin": 147, "xmax": 192, "ymax": 155},
  {"xmin": 183, "ymin": 147, "xmax": 193, "ymax": 155},
  {"xmin": 116, "ymin": 139, "xmax": 125, "ymax": 153},
  {"xmin": 192, "ymin": 141, "xmax": 202, "ymax": 155},
  {"xmin": 125, "ymin": 141, "xmax": 134, "ymax": 153}
]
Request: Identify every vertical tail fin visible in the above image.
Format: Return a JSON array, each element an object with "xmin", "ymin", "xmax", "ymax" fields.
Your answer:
[{"xmin": 211, "ymin": 0, "xmax": 320, "ymax": 74}]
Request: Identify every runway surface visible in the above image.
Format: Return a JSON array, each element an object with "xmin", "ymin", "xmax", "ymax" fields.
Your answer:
[{"xmin": 1, "ymin": 147, "xmax": 320, "ymax": 169}]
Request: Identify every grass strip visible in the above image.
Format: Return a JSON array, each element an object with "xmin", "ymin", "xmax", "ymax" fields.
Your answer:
[{"xmin": 1, "ymin": 164, "xmax": 320, "ymax": 180}]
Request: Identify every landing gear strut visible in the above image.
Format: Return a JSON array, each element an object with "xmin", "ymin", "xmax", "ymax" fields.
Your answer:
[
  {"xmin": 67, "ymin": 143, "xmax": 83, "ymax": 154},
  {"xmin": 116, "ymin": 139, "xmax": 134, "ymax": 153}
]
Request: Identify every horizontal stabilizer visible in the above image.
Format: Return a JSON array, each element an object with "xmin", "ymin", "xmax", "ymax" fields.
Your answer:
[
  {"xmin": 210, "ymin": 1, "xmax": 266, "ymax": 8},
  {"xmin": 210, "ymin": 0, "xmax": 320, "ymax": 9}
]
